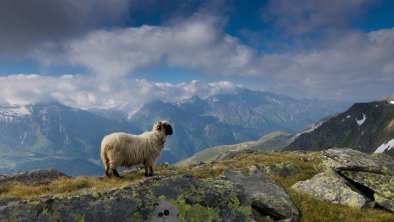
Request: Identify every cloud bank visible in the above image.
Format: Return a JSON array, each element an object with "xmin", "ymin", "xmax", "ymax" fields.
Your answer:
[
  {"xmin": 0, "ymin": 0, "xmax": 130, "ymax": 56},
  {"xmin": 33, "ymin": 12, "xmax": 394, "ymax": 101},
  {"xmin": 0, "ymin": 0, "xmax": 393, "ymax": 108},
  {"xmin": 0, "ymin": 74, "xmax": 241, "ymax": 109}
]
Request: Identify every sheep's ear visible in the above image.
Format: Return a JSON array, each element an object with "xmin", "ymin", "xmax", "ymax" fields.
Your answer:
[{"xmin": 156, "ymin": 121, "xmax": 162, "ymax": 130}]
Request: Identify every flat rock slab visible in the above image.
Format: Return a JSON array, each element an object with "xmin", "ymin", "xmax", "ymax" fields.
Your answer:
[
  {"xmin": 0, "ymin": 175, "xmax": 254, "ymax": 222},
  {"xmin": 292, "ymin": 171, "xmax": 368, "ymax": 208},
  {"xmin": 0, "ymin": 169, "xmax": 69, "ymax": 184},
  {"xmin": 341, "ymin": 171, "xmax": 394, "ymax": 212},
  {"xmin": 320, "ymin": 148, "xmax": 394, "ymax": 174},
  {"xmin": 224, "ymin": 166, "xmax": 299, "ymax": 222}
]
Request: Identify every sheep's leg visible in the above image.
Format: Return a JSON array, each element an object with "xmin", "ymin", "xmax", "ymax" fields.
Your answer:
[
  {"xmin": 112, "ymin": 169, "xmax": 123, "ymax": 178},
  {"xmin": 105, "ymin": 168, "xmax": 112, "ymax": 177},
  {"xmin": 149, "ymin": 166, "xmax": 154, "ymax": 176},
  {"xmin": 109, "ymin": 162, "xmax": 123, "ymax": 178},
  {"xmin": 144, "ymin": 166, "xmax": 149, "ymax": 177}
]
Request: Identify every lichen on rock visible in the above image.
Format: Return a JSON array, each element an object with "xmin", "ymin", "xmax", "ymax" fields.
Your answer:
[
  {"xmin": 292, "ymin": 171, "xmax": 369, "ymax": 208},
  {"xmin": 293, "ymin": 148, "xmax": 394, "ymax": 213},
  {"xmin": 224, "ymin": 166, "xmax": 299, "ymax": 221},
  {"xmin": 0, "ymin": 175, "xmax": 255, "ymax": 222}
]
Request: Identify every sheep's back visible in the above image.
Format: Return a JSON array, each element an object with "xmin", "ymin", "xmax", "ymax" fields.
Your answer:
[{"xmin": 101, "ymin": 132, "xmax": 150, "ymax": 166}]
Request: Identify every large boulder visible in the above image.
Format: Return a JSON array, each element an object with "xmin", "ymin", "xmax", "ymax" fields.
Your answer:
[
  {"xmin": 224, "ymin": 165, "xmax": 300, "ymax": 222},
  {"xmin": 0, "ymin": 175, "xmax": 254, "ymax": 222},
  {"xmin": 319, "ymin": 148, "xmax": 394, "ymax": 174},
  {"xmin": 293, "ymin": 148, "xmax": 394, "ymax": 213},
  {"xmin": 292, "ymin": 171, "xmax": 369, "ymax": 208}
]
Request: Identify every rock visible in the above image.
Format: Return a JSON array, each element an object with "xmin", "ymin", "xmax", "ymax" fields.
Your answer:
[
  {"xmin": 259, "ymin": 163, "xmax": 301, "ymax": 178},
  {"xmin": 0, "ymin": 169, "xmax": 69, "ymax": 184},
  {"xmin": 292, "ymin": 171, "xmax": 369, "ymax": 208},
  {"xmin": 374, "ymin": 194, "xmax": 394, "ymax": 213},
  {"xmin": 151, "ymin": 200, "xmax": 178, "ymax": 222},
  {"xmin": 318, "ymin": 148, "xmax": 394, "ymax": 212},
  {"xmin": 341, "ymin": 171, "xmax": 394, "ymax": 212},
  {"xmin": 0, "ymin": 175, "xmax": 254, "ymax": 222},
  {"xmin": 224, "ymin": 166, "xmax": 299, "ymax": 222},
  {"xmin": 319, "ymin": 148, "xmax": 394, "ymax": 174}
]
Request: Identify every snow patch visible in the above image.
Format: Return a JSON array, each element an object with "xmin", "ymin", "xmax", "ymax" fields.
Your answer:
[
  {"xmin": 346, "ymin": 115, "xmax": 351, "ymax": 118},
  {"xmin": 127, "ymin": 105, "xmax": 143, "ymax": 119},
  {"xmin": 374, "ymin": 138, "xmax": 394, "ymax": 153},
  {"xmin": 267, "ymin": 97, "xmax": 282, "ymax": 104},
  {"xmin": 355, "ymin": 114, "xmax": 366, "ymax": 126},
  {"xmin": 0, "ymin": 106, "xmax": 32, "ymax": 122},
  {"xmin": 389, "ymin": 101, "xmax": 394, "ymax": 104}
]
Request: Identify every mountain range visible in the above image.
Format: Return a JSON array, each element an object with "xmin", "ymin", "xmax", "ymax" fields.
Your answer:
[
  {"xmin": 179, "ymin": 95, "xmax": 394, "ymax": 166},
  {"xmin": 127, "ymin": 89, "xmax": 348, "ymax": 163},
  {"xmin": 0, "ymin": 90, "xmax": 349, "ymax": 175},
  {"xmin": 0, "ymin": 102, "xmax": 140, "ymax": 176}
]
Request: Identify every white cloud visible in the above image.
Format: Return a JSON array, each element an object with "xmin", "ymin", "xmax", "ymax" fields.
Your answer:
[
  {"xmin": 0, "ymin": 74, "xmax": 241, "ymax": 110},
  {"xmin": 34, "ymin": 14, "xmax": 262, "ymax": 78},
  {"xmin": 32, "ymin": 9, "xmax": 393, "ymax": 101},
  {"xmin": 261, "ymin": 29, "xmax": 394, "ymax": 100}
]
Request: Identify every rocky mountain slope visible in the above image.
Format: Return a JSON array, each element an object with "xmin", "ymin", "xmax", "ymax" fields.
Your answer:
[
  {"xmin": 129, "ymin": 89, "xmax": 348, "ymax": 163},
  {"xmin": 0, "ymin": 148, "xmax": 393, "ymax": 221},
  {"xmin": 176, "ymin": 131, "xmax": 294, "ymax": 166},
  {"xmin": 284, "ymin": 98, "xmax": 394, "ymax": 156},
  {"xmin": 0, "ymin": 102, "xmax": 140, "ymax": 176}
]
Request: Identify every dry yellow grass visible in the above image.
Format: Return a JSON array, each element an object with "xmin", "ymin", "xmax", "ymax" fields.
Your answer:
[
  {"xmin": 0, "ymin": 165, "xmax": 225, "ymax": 200},
  {"xmin": 0, "ymin": 173, "xmax": 143, "ymax": 199}
]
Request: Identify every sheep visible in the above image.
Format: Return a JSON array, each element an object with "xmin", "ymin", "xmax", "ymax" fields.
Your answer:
[{"xmin": 100, "ymin": 120, "xmax": 173, "ymax": 178}]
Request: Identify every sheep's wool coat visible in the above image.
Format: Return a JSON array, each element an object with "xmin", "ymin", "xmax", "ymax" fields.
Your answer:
[{"xmin": 101, "ymin": 130, "xmax": 165, "ymax": 169}]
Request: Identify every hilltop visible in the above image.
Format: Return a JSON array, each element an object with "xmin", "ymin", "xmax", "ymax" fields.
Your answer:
[{"xmin": 0, "ymin": 149, "xmax": 393, "ymax": 221}]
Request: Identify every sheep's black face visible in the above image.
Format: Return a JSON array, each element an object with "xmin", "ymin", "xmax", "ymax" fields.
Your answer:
[
  {"xmin": 156, "ymin": 121, "xmax": 173, "ymax": 135},
  {"xmin": 163, "ymin": 123, "xmax": 173, "ymax": 135}
]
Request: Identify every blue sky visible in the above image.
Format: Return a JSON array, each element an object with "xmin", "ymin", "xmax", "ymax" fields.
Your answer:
[{"xmin": 0, "ymin": 0, "xmax": 393, "ymax": 109}]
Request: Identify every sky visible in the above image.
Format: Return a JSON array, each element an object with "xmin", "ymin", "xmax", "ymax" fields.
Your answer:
[{"xmin": 0, "ymin": 0, "xmax": 393, "ymax": 110}]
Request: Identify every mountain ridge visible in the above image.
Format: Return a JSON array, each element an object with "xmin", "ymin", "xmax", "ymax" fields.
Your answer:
[{"xmin": 284, "ymin": 100, "xmax": 394, "ymax": 155}]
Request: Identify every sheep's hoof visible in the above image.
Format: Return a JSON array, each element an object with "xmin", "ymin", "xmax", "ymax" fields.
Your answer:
[
  {"xmin": 112, "ymin": 169, "xmax": 123, "ymax": 178},
  {"xmin": 144, "ymin": 172, "xmax": 153, "ymax": 177},
  {"xmin": 105, "ymin": 171, "xmax": 112, "ymax": 178}
]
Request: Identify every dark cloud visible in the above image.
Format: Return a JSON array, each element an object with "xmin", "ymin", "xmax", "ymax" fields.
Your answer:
[
  {"xmin": 262, "ymin": 0, "xmax": 374, "ymax": 35},
  {"xmin": 0, "ymin": 0, "xmax": 129, "ymax": 57}
]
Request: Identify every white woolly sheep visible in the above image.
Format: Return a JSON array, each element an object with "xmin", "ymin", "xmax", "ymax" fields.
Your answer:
[{"xmin": 100, "ymin": 120, "xmax": 173, "ymax": 178}]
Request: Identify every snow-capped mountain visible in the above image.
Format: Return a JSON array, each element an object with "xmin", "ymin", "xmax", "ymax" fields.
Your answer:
[
  {"xmin": 0, "ymin": 102, "xmax": 140, "ymax": 176},
  {"xmin": 284, "ymin": 97, "xmax": 394, "ymax": 156},
  {"xmin": 128, "ymin": 89, "xmax": 349, "ymax": 163}
]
